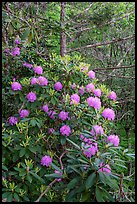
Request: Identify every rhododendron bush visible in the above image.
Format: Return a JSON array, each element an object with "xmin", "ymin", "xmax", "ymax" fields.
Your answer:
[{"xmin": 2, "ymin": 39, "xmax": 134, "ymax": 202}]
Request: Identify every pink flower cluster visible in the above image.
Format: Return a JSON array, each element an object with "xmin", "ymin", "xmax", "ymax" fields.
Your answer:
[
  {"xmin": 33, "ymin": 66, "xmax": 43, "ymax": 75},
  {"xmin": 8, "ymin": 116, "xmax": 18, "ymax": 126},
  {"xmin": 15, "ymin": 37, "xmax": 21, "ymax": 44},
  {"xmin": 87, "ymin": 97, "xmax": 101, "ymax": 110},
  {"xmin": 86, "ymin": 83, "xmax": 95, "ymax": 93},
  {"xmin": 70, "ymin": 94, "xmax": 80, "ymax": 105},
  {"xmin": 59, "ymin": 111, "xmax": 69, "ymax": 121},
  {"xmin": 94, "ymin": 89, "xmax": 102, "ymax": 97},
  {"xmin": 83, "ymin": 145, "xmax": 98, "ymax": 158},
  {"xmin": 80, "ymin": 134, "xmax": 98, "ymax": 158},
  {"xmin": 78, "ymin": 86, "xmax": 85, "ymax": 95},
  {"xmin": 88, "ymin": 70, "xmax": 95, "ymax": 79},
  {"xmin": 11, "ymin": 47, "xmax": 20, "ymax": 56},
  {"xmin": 19, "ymin": 109, "xmax": 29, "ymax": 118},
  {"xmin": 102, "ymin": 108, "xmax": 115, "ymax": 120},
  {"xmin": 107, "ymin": 135, "xmax": 120, "ymax": 146},
  {"xmin": 42, "ymin": 105, "xmax": 49, "ymax": 113},
  {"xmin": 26, "ymin": 92, "xmax": 37, "ymax": 102},
  {"xmin": 11, "ymin": 82, "xmax": 22, "ymax": 91},
  {"xmin": 31, "ymin": 76, "xmax": 48, "ymax": 86},
  {"xmin": 54, "ymin": 82, "xmax": 63, "ymax": 91},
  {"xmin": 71, "ymin": 83, "xmax": 77, "ymax": 90},
  {"xmin": 99, "ymin": 163, "xmax": 111, "ymax": 173},
  {"xmin": 91, "ymin": 125, "xmax": 104, "ymax": 139},
  {"xmin": 23, "ymin": 62, "xmax": 33, "ymax": 69},
  {"xmin": 40, "ymin": 155, "xmax": 52, "ymax": 167},
  {"xmin": 60, "ymin": 125, "xmax": 71, "ymax": 136},
  {"xmin": 48, "ymin": 128, "xmax": 55, "ymax": 134},
  {"xmin": 108, "ymin": 91, "xmax": 117, "ymax": 101},
  {"xmin": 48, "ymin": 110, "xmax": 56, "ymax": 119}
]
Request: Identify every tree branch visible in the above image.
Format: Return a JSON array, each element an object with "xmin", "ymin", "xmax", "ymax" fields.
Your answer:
[
  {"xmin": 35, "ymin": 179, "xmax": 57, "ymax": 202},
  {"xmin": 67, "ymin": 35, "xmax": 135, "ymax": 53},
  {"xmin": 64, "ymin": 3, "xmax": 94, "ymax": 25},
  {"xmin": 93, "ymin": 65, "xmax": 135, "ymax": 71}
]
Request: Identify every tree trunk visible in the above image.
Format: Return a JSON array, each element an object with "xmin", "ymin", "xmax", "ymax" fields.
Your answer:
[{"xmin": 60, "ymin": 2, "xmax": 66, "ymax": 57}]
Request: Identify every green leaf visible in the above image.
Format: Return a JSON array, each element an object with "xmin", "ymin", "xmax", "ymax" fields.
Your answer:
[
  {"xmin": 29, "ymin": 146, "xmax": 37, "ymax": 154},
  {"xmin": 29, "ymin": 171, "xmax": 45, "ymax": 183},
  {"xmin": 13, "ymin": 193, "xmax": 20, "ymax": 202},
  {"xmin": 2, "ymin": 192, "xmax": 11, "ymax": 199},
  {"xmin": 96, "ymin": 186, "xmax": 104, "ymax": 202},
  {"xmin": 30, "ymin": 119, "xmax": 37, "ymax": 127},
  {"xmin": 26, "ymin": 174, "xmax": 32, "ymax": 183},
  {"xmin": 7, "ymin": 193, "xmax": 13, "ymax": 202},
  {"xmin": 85, "ymin": 172, "xmax": 96, "ymax": 189},
  {"xmin": 28, "ymin": 31, "xmax": 33, "ymax": 43},
  {"xmin": 66, "ymin": 138, "xmax": 80, "ymax": 150},
  {"xmin": 44, "ymin": 173, "xmax": 63, "ymax": 178},
  {"xmin": 19, "ymin": 148, "xmax": 26, "ymax": 157},
  {"xmin": 60, "ymin": 136, "xmax": 66, "ymax": 145},
  {"xmin": 19, "ymin": 170, "xmax": 26, "ymax": 177},
  {"xmin": 50, "ymin": 163, "xmax": 63, "ymax": 173},
  {"xmin": 67, "ymin": 177, "xmax": 80, "ymax": 190},
  {"xmin": 21, "ymin": 28, "xmax": 30, "ymax": 40},
  {"xmin": 2, "ymin": 165, "xmax": 8, "ymax": 171}
]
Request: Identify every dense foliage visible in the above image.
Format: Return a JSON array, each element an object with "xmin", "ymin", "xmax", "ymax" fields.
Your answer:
[{"xmin": 2, "ymin": 2, "xmax": 135, "ymax": 202}]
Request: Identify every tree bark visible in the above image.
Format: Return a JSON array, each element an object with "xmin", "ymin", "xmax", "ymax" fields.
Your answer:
[{"xmin": 60, "ymin": 2, "xmax": 66, "ymax": 57}]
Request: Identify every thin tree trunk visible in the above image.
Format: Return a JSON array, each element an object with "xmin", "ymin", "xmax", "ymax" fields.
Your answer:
[{"xmin": 60, "ymin": 2, "xmax": 66, "ymax": 57}]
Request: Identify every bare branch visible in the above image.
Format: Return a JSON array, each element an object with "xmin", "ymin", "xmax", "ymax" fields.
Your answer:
[
  {"xmin": 67, "ymin": 35, "xmax": 135, "ymax": 53},
  {"xmin": 93, "ymin": 65, "xmax": 135, "ymax": 71},
  {"xmin": 69, "ymin": 10, "xmax": 134, "ymax": 34},
  {"xmin": 64, "ymin": 3, "xmax": 94, "ymax": 25},
  {"xmin": 59, "ymin": 150, "xmax": 67, "ymax": 170}
]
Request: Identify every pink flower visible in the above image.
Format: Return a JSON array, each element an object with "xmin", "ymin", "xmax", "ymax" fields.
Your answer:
[
  {"xmin": 48, "ymin": 128, "xmax": 55, "ymax": 134},
  {"xmin": 8, "ymin": 116, "xmax": 18, "ymax": 126},
  {"xmin": 91, "ymin": 125, "xmax": 104, "ymax": 137},
  {"xmin": 107, "ymin": 135, "xmax": 120, "ymax": 146},
  {"xmin": 11, "ymin": 82, "xmax": 22, "ymax": 91},
  {"xmin": 70, "ymin": 94, "xmax": 80, "ymax": 104},
  {"xmin": 59, "ymin": 111, "xmax": 69, "ymax": 121},
  {"xmin": 19, "ymin": 109, "xmax": 29, "ymax": 118},
  {"xmin": 88, "ymin": 70, "xmax": 95, "ymax": 79},
  {"xmin": 11, "ymin": 47, "xmax": 20, "ymax": 56},
  {"xmin": 60, "ymin": 125, "xmax": 71, "ymax": 136},
  {"xmin": 54, "ymin": 82, "xmax": 63, "ymax": 91},
  {"xmin": 108, "ymin": 91, "xmax": 117, "ymax": 101},
  {"xmin": 80, "ymin": 134, "xmax": 85, "ymax": 140},
  {"xmin": 40, "ymin": 155, "xmax": 52, "ymax": 167},
  {"xmin": 86, "ymin": 83, "xmax": 95, "ymax": 93},
  {"xmin": 48, "ymin": 110, "xmax": 56, "ymax": 119},
  {"xmin": 99, "ymin": 163, "xmax": 111, "ymax": 173},
  {"xmin": 26, "ymin": 92, "xmax": 37, "ymax": 102},
  {"xmin": 37, "ymin": 76, "xmax": 48, "ymax": 86},
  {"xmin": 33, "ymin": 66, "xmax": 43, "ymax": 75},
  {"xmin": 23, "ymin": 62, "xmax": 33, "ymax": 69},
  {"xmin": 78, "ymin": 86, "xmax": 85, "ymax": 95},
  {"xmin": 102, "ymin": 108, "xmax": 115, "ymax": 120},
  {"xmin": 87, "ymin": 97, "xmax": 101, "ymax": 110},
  {"xmin": 30, "ymin": 77, "xmax": 38, "ymax": 85},
  {"xmin": 15, "ymin": 37, "xmax": 21, "ymax": 44},
  {"xmin": 94, "ymin": 89, "xmax": 102, "ymax": 97},
  {"xmin": 83, "ymin": 145, "xmax": 97, "ymax": 158},
  {"xmin": 42, "ymin": 105, "xmax": 49, "ymax": 113},
  {"xmin": 71, "ymin": 83, "xmax": 77, "ymax": 90}
]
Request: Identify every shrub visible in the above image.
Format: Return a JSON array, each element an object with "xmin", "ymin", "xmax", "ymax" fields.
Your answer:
[{"xmin": 2, "ymin": 38, "xmax": 135, "ymax": 202}]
